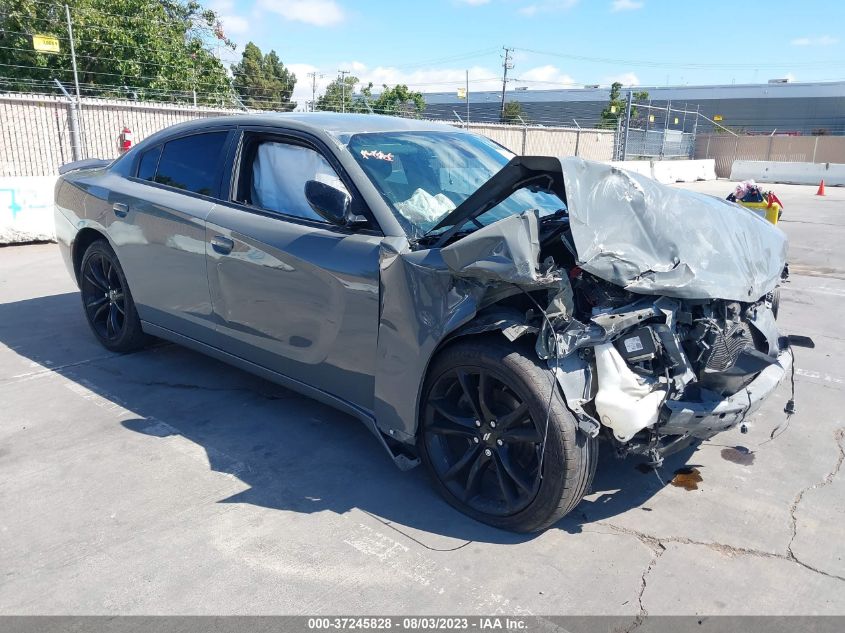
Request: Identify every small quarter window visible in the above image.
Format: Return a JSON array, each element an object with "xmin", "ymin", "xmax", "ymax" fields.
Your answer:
[{"xmin": 137, "ymin": 145, "xmax": 161, "ymax": 181}]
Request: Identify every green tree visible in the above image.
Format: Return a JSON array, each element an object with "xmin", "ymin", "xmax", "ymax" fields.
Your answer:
[
  {"xmin": 501, "ymin": 100, "xmax": 525, "ymax": 124},
  {"xmin": 599, "ymin": 82, "xmax": 624, "ymax": 129},
  {"xmin": 599, "ymin": 83, "xmax": 650, "ymax": 129},
  {"xmin": 315, "ymin": 75, "xmax": 363, "ymax": 112},
  {"xmin": 0, "ymin": 0, "xmax": 235, "ymax": 104},
  {"xmin": 369, "ymin": 84, "xmax": 425, "ymax": 117},
  {"xmin": 231, "ymin": 42, "xmax": 296, "ymax": 111}
]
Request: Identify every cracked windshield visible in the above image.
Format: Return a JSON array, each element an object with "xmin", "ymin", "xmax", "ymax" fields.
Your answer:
[{"xmin": 347, "ymin": 131, "xmax": 564, "ymax": 237}]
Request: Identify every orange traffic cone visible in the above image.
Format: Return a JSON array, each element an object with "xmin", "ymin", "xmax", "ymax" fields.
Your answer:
[{"xmin": 816, "ymin": 179, "xmax": 826, "ymax": 196}]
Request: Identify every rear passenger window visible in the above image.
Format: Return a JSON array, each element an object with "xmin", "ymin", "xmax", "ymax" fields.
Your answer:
[
  {"xmin": 137, "ymin": 145, "xmax": 161, "ymax": 181},
  {"xmin": 154, "ymin": 132, "xmax": 228, "ymax": 196}
]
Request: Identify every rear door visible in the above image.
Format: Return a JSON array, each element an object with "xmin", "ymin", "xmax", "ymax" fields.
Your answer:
[
  {"xmin": 115, "ymin": 130, "xmax": 233, "ymax": 341},
  {"xmin": 205, "ymin": 128, "xmax": 382, "ymax": 412}
]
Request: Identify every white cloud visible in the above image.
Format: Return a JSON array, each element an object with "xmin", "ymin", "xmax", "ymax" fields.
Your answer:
[
  {"xmin": 208, "ymin": 0, "xmax": 250, "ymax": 36},
  {"xmin": 604, "ymin": 72, "xmax": 640, "ymax": 86},
  {"xmin": 286, "ymin": 61, "xmax": 585, "ymax": 111},
  {"xmin": 219, "ymin": 14, "xmax": 249, "ymax": 35},
  {"xmin": 790, "ymin": 35, "xmax": 838, "ymax": 46},
  {"xmin": 611, "ymin": 0, "xmax": 644, "ymax": 11},
  {"xmin": 518, "ymin": 0, "xmax": 579, "ymax": 16},
  {"xmin": 258, "ymin": 0, "xmax": 345, "ymax": 26},
  {"xmin": 514, "ymin": 64, "xmax": 577, "ymax": 87}
]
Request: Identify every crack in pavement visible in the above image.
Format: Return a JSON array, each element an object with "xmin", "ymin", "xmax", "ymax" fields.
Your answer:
[
  {"xmin": 601, "ymin": 426, "xmax": 845, "ymax": 631},
  {"xmin": 786, "ymin": 427, "xmax": 845, "ymax": 578},
  {"xmin": 622, "ymin": 532, "xmax": 665, "ymax": 633}
]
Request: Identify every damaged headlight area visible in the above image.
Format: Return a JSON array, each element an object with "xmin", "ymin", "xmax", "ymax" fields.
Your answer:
[{"xmin": 531, "ymin": 277, "xmax": 790, "ymax": 464}]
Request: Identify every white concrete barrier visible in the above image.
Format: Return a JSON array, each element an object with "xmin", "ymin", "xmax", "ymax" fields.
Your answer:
[
  {"xmin": 731, "ymin": 160, "xmax": 845, "ymax": 186},
  {"xmin": 606, "ymin": 159, "xmax": 717, "ymax": 184},
  {"xmin": 651, "ymin": 159, "xmax": 717, "ymax": 184},
  {"xmin": 0, "ymin": 176, "xmax": 58, "ymax": 244}
]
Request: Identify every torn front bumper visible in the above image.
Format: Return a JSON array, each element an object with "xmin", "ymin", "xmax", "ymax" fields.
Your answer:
[{"xmin": 658, "ymin": 347, "xmax": 793, "ymax": 440}]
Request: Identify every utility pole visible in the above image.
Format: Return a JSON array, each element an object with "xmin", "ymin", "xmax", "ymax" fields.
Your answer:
[
  {"xmin": 307, "ymin": 71, "xmax": 322, "ymax": 112},
  {"xmin": 465, "ymin": 69, "xmax": 470, "ymax": 128},
  {"xmin": 500, "ymin": 47, "xmax": 513, "ymax": 120},
  {"xmin": 337, "ymin": 69, "xmax": 350, "ymax": 113},
  {"xmin": 64, "ymin": 3, "xmax": 84, "ymax": 158}
]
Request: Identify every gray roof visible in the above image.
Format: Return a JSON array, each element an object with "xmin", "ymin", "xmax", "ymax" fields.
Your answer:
[
  {"xmin": 143, "ymin": 112, "xmax": 459, "ymax": 145},
  {"xmin": 423, "ymin": 80, "xmax": 845, "ymax": 105}
]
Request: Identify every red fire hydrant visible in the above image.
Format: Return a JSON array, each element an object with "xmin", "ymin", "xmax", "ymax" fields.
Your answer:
[{"xmin": 119, "ymin": 127, "xmax": 133, "ymax": 153}]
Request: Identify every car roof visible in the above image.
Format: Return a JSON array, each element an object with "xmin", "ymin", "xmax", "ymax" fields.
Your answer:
[{"xmin": 142, "ymin": 112, "xmax": 465, "ymax": 145}]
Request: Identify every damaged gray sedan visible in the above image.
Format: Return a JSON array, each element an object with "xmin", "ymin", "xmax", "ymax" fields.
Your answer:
[{"xmin": 54, "ymin": 114, "xmax": 791, "ymax": 532}]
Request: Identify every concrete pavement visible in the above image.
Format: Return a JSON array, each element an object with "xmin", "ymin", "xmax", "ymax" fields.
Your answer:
[{"xmin": 0, "ymin": 181, "xmax": 843, "ymax": 617}]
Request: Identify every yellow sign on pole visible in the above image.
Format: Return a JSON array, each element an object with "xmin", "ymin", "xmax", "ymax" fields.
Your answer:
[
  {"xmin": 674, "ymin": 117, "xmax": 679, "ymax": 124},
  {"xmin": 610, "ymin": 105, "xmax": 617, "ymax": 114},
  {"xmin": 33, "ymin": 34, "xmax": 60, "ymax": 53},
  {"xmin": 649, "ymin": 114, "xmax": 655, "ymax": 123},
  {"xmin": 457, "ymin": 88, "xmax": 466, "ymax": 100},
  {"xmin": 714, "ymin": 114, "xmax": 723, "ymax": 121}
]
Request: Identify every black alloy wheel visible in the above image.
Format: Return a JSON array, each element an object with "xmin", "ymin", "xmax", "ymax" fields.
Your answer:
[
  {"xmin": 423, "ymin": 367, "xmax": 543, "ymax": 517},
  {"xmin": 79, "ymin": 240, "xmax": 147, "ymax": 352},
  {"xmin": 81, "ymin": 249, "xmax": 126, "ymax": 342},
  {"xmin": 419, "ymin": 338, "xmax": 597, "ymax": 532}
]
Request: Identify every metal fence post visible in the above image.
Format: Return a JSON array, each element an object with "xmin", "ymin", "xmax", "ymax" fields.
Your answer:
[
  {"xmin": 812, "ymin": 136, "xmax": 819, "ymax": 163},
  {"xmin": 660, "ymin": 100, "xmax": 670, "ymax": 159},
  {"xmin": 53, "ymin": 79, "xmax": 82, "ymax": 161},
  {"xmin": 733, "ymin": 136, "xmax": 740, "ymax": 172},
  {"xmin": 573, "ymin": 119, "xmax": 581, "ymax": 157},
  {"xmin": 691, "ymin": 105, "xmax": 700, "ymax": 158},
  {"xmin": 622, "ymin": 90, "xmax": 633, "ymax": 161}
]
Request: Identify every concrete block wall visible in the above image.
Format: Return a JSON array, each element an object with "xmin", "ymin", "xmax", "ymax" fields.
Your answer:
[{"xmin": 731, "ymin": 160, "xmax": 845, "ymax": 186}]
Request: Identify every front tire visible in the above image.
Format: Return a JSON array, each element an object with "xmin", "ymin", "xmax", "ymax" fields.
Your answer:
[
  {"xmin": 79, "ymin": 240, "xmax": 146, "ymax": 353},
  {"xmin": 418, "ymin": 337, "xmax": 597, "ymax": 533}
]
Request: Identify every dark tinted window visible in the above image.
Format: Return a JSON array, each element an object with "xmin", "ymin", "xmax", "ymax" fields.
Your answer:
[
  {"xmin": 154, "ymin": 132, "xmax": 228, "ymax": 196},
  {"xmin": 137, "ymin": 145, "xmax": 161, "ymax": 181}
]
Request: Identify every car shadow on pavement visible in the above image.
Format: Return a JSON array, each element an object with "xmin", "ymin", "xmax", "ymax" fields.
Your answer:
[{"xmin": 1, "ymin": 291, "xmax": 698, "ymax": 545}]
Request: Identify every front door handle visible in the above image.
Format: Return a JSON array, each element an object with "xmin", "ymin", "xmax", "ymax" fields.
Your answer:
[
  {"xmin": 112, "ymin": 202, "xmax": 128, "ymax": 218},
  {"xmin": 211, "ymin": 235, "xmax": 234, "ymax": 255}
]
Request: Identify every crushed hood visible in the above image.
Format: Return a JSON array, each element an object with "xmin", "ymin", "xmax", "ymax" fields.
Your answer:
[
  {"xmin": 434, "ymin": 156, "xmax": 788, "ymax": 302},
  {"xmin": 562, "ymin": 158, "xmax": 787, "ymax": 301}
]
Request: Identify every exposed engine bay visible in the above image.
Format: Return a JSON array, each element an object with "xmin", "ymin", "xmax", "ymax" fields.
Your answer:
[{"xmin": 405, "ymin": 157, "xmax": 792, "ymax": 465}]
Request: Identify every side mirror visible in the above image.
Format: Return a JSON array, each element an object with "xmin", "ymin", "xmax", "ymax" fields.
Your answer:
[{"xmin": 304, "ymin": 180, "xmax": 366, "ymax": 227}]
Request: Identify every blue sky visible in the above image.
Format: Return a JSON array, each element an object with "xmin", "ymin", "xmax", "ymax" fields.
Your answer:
[{"xmin": 208, "ymin": 0, "xmax": 845, "ymax": 108}]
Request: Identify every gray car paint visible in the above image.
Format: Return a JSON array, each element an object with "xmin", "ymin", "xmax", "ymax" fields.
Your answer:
[{"xmin": 55, "ymin": 113, "xmax": 790, "ymax": 467}]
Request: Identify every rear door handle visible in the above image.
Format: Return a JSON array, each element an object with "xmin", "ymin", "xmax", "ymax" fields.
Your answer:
[
  {"xmin": 112, "ymin": 202, "xmax": 128, "ymax": 218},
  {"xmin": 211, "ymin": 235, "xmax": 234, "ymax": 255}
]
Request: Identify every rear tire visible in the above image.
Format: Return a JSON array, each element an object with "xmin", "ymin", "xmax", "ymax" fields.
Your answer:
[
  {"xmin": 79, "ymin": 240, "xmax": 147, "ymax": 353},
  {"xmin": 418, "ymin": 337, "xmax": 597, "ymax": 533}
]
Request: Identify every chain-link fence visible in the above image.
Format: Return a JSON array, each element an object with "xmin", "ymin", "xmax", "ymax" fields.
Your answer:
[{"xmin": 618, "ymin": 101, "xmax": 699, "ymax": 160}]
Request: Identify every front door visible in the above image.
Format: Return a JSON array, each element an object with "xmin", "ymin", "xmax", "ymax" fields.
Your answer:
[{"xmin": 205, "ymin": 132, "xmax": 382, "ymax": 412}]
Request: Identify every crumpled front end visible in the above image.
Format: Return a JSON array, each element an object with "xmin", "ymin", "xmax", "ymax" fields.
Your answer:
[{"xmin": 372, "ymin": 157, "xmax": 791, "ymax": 467}]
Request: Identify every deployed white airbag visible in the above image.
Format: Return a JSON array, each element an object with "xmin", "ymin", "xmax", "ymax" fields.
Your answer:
[
  {"xmin": 251, "ymin": 142, "xmax": 347, "ymax": 221},
  {"xmin": 395, "ymin": 188, "xmax": 455, "ymax": 227}
]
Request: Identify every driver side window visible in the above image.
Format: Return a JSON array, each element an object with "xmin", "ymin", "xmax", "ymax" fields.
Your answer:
[{"xmin": 240, "ymin": 139, "xmax": 349, "ymax": 223}]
